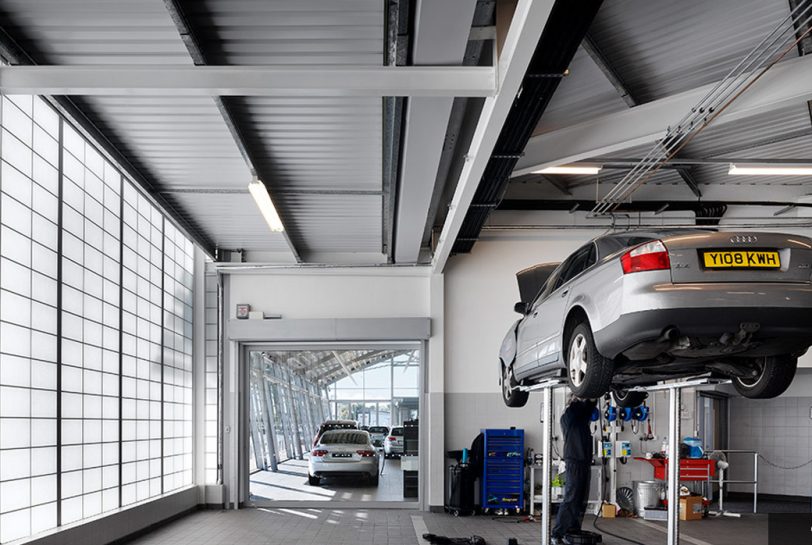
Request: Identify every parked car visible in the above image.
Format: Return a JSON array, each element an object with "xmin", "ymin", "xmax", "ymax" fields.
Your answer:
[
  {"xmin": 313, "ymin": 419, "xmax": 358, "ymax": 447},
  {"xmin": 367, "ymin": 426, "xmax": 389, "ymax": 447},
  {"xmin": 499, "ymin": 230, "xmax": 812, "ymax": 407},
  {"xmin": 383, "ymin": 426, "xmax": 404, "ymax": 457},
  {"xmin": 308, "ymin": 430, "xmax": 379, "ymax": 486}
]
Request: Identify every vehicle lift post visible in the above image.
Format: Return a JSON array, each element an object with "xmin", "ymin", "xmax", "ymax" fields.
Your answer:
[
  {"xmin": 629, "ymin": 378, "xmax": 730, "ymax": 545},
  {"xmin": 521, "ymin": 378, "xmax": 567, "ymax": 545},
  {"xmin": 524, "ymin": 377, "xmax": 729, "ymax": 545}
]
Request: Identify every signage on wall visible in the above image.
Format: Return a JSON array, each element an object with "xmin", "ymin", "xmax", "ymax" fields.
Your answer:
[{"xmin": 236, "ymin": 304, "xmax": 251, "ymax": 319}]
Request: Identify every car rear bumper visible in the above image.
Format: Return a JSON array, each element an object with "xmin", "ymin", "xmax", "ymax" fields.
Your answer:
[
  {"xmin": 308, "ymin": 458, "xmax": 378, "ymax": 477},
  {"xmin": 595, "ymin": 283, "xmax": 812, "ymax": 359}
]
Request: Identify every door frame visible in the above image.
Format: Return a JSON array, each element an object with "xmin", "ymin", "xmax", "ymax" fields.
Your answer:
[{"xmin": 238, "ymin": 340, "xmax": 426, "ymax": 509}]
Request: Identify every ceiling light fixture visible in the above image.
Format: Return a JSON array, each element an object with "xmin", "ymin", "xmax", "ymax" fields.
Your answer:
[
  {"xmin": 533, "ymin": 165, "xmax": 602, "ymax": 175},
  {"xmin": 248, "ymin": 178, "xmax": 285, "ymax": 232},
  {"xmin": 728, "ymin": 164, "xmax": 812, "ymax": 176}
]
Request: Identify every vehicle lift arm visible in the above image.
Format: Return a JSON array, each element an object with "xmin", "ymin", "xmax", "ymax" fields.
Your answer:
[{"xmin": 521, "ymin": 377, "xmax": 730, "ymax": 545}]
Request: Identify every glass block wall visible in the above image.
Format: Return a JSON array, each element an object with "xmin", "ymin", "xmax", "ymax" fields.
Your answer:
[{"xmin": 0, "ymin": 94, "xmax": 197, "ymax": 543}]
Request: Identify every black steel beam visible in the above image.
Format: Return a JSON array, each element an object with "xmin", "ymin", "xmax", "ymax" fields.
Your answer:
[
  {"xmin": 382, "ymin": 0, "xmax": 412, "ymax": 262},
  {"xmin": 161, "ymin": 0, "xmax": 303, "ymax": 262},
  {"xmin": 452, "ymin": 0, "xmax": 605, "ymax": 254},
  {"xmin": 0, "ymin": 18, "xmax": 218, "ymax": 256},
  {"xmin": 581, "ymin": 33, "xmax": 638, "ymax": 107},
  {"xmin": 675, "ymin": 168, "xmax": 703, "ymax": 198}
]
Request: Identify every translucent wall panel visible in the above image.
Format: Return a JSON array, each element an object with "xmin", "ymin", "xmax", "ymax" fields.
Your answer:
[
  {"xmin": 120, "ymin": 184, "xmax": 163, "ymax": 506},
  {"xmin": 161, "ymin": 222, "xmax": 193, "ymax": 491},
  {"xmin": 0, "ymin": 93, "xmax": 200, "ymax": 544},
  {"xmin": 0, "ymin": 95, "xmax": 59, "ymax": 543},
  {"xmin": 60, "ymin": 123, "xmax": 122, "ymax": 524}
]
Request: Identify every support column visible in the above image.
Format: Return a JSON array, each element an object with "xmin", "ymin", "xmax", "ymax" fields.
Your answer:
[
  {"xmin": 248, "ymin": 384, "xmax": 266, "ymax": 470},
  {"xmin": 260, "ymin": 373, "xmax": 278, "ymax": 472},
  {"xmin": 667, "ymin": 386, "xmax": 681, "ymax": 545},
  {"xmin": 288, "ymin": 376, "xmax": 304, "ymax": 460},
  {"xmin": 541, "ymin": 387, "xmax": 554, "ymax": 545}
]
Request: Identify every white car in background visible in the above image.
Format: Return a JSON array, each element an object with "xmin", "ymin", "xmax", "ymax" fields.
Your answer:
[
  {"xmin": 383, "ymin": 426, "xmax": 404, "ymax": 457},
  {"xmin": 308, "ymin": 430, "xmax": 380, "ymax": 486},
  {"xmin": 367, "ymin": 426, "xmax": 389, "ymax": 447}
]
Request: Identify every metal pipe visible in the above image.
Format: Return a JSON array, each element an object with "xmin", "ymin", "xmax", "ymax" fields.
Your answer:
[
  {"xmin": 753, "ymin": 452, "xmax": 759, "ymax": 514},
  {"xmin": 541, "ymin": 386, "xmax": 554, "ymax": 545},
  {"xmin": 667, "ymin": 386, "xmax": 681, "ymax": 545},
  {"xmin": 592, "ymin": 3, "xmax": 812, "ymax": 215},
  {"xmin": 483, "ymin": 221, "xmax": 812, "ymax": 231}
]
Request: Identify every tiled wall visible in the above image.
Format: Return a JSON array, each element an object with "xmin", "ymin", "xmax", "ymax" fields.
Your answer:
[{"xmin": 728, "ymin": 396, "xmax": 812, "ymax": 497}]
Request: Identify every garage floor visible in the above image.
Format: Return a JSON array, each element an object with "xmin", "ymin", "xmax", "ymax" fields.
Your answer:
[
  {"xmin": 129, "ymin": 508, "xmax": 767, "ymax": 545},
  {"xmin": 250, "ymin": 458, "xmax": 405, "ymax": 503}
]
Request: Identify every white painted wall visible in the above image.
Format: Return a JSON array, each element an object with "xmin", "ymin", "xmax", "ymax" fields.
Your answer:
[
  {"xmin": 224, "ymin": 268, "xmax": 448, "ymax": 508},
  {"xmin": 227, "ymin": 269, "xmax": 431, "ymax": 320},
  {"xmin": 444, "ymin": 228, "xmax": 604, "ymax": 395}
]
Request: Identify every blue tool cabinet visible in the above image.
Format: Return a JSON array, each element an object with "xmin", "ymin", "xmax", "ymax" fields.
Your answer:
[{"xmin": 481, "ymin": 428, "xmax": 524, "ymax": 513}]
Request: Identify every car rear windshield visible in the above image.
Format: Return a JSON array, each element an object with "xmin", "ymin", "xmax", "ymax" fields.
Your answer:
[
  {"xmin": 390, "ymin": 428, "xmax": 403, "ymax": 436},
  {"xmin": 369, "ymin": 427, "xmax": 388, "ymax": 433},
  {"xmin": 320, "ymin": 431, "xmax": 369, "ymax": 445},
  {"xmin": 321, "ymin": 423, "xmax": 355, "ymax": 433}
]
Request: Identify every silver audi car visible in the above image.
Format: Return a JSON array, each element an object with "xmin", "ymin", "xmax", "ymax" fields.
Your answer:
[
  {"xmin": 499, "ymin": 230, "xmax": 812, "ymax": 407},
  {"xmin": 308, "ymin": 430, "xmax": 380, "ymax": 486}
]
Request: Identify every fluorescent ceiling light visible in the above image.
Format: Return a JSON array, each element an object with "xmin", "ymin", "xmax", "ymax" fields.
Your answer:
[
  {"xmin": 728, "ymin": 164, "xmax": 812, "ymax": 176},
  {"xmin": 533, "ymin": 165, "xmax": 602, "ymax": 175},
  {"xmin": 248, "ymin": 179, "xmax": 285, "ymax": 232}
]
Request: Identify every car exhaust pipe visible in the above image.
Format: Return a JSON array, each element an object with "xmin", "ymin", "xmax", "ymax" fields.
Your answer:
[{"xmin": 657, "ymin": 327, "xmax": 680, "ymax": 344}]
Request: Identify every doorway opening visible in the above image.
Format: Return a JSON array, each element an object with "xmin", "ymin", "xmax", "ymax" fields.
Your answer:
[{"xmin": 245, "ymin": 346, "xmax": 421, "ymax": 505}]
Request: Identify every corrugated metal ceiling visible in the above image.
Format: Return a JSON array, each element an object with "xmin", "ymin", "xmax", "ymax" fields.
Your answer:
[
  {"xmin": 534, "ymin": 46, "xmax": 628, "ymax": 135},
  {"xmin": 187, "ymin": 0, "xmax": 385, "ymax": 258},
  {"xmin": 587, "ymin": 0, "xmax": 798, "ymax": 104},
  {"xmin": 0, "ymin": 0, "xmax": 386, "ymax": 260},
  {"xmin": 524, "ymin": 0, "xmax": 812, "ymax": 202}
]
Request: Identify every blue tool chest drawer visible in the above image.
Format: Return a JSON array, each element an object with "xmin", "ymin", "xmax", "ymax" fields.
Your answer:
[{"xmin": 481, "ymin": 428, "xmax": 524, "ymax": 513}]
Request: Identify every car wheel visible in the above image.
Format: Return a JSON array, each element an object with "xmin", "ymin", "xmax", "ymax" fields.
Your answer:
[
  {"xmin": 501, "ymin": 362, "xmax": 530, "ymax": 408},
  {"xmin": 566, "ymin": 322, "xmax": 613, "ymax": 398},
  {"xmin": 733, "ymin": 355, "xmax": 797, "ymax": 399},
  {"xmin": 370, "ymin": 473, "xmax": 379, "ymax": 486},
  {"xmin": 308, "ymin": 475, "xmax": 321, "ymax": 486},
  {"xmin": 611, "ymin": 389, "xmax": 647, "ymax": 408}
]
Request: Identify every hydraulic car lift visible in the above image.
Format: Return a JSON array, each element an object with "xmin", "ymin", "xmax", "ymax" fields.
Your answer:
[{"xmin": 520, "ymin": 376, "xmax": 730, "ymax": 545}]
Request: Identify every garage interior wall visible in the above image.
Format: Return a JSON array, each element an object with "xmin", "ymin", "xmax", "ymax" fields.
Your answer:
[{"xmin": 223, "ymin": 270, "xmax": 446, "ymax": 507}]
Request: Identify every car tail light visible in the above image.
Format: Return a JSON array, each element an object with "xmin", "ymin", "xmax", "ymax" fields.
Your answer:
[
  {"xmin": 621, "ymin": 240, "xmax": 670, "ymax": 274},
  {"xmin": 387, "ymin": 436, "xmax": 396, "ymax": 441},
  {"xmin": 312, "ymin": 449, "xmax": 328, "ymax": 457},
  {"xmin": 356, "ymin": 450, "xmax": 376, "ymax": 457}
]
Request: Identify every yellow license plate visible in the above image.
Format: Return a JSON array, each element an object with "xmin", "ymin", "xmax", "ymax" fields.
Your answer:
[{"xmin": 702, "ymin": 250, "xmax": 780, "ymax": 268}]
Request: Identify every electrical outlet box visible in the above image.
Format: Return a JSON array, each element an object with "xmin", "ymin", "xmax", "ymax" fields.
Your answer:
[
  {"xmin": 615, "ymin": 440, "xmax": 631, "ymax": 457},
  {"xmin": 601, "ymin": 441, "xmax": 613, "ymax": 458}
]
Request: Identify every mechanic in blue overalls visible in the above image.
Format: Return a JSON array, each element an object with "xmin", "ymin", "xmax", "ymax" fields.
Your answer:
[{"xmin": 552, "ymin": 395, "xmax": 597, "ymax": 545}]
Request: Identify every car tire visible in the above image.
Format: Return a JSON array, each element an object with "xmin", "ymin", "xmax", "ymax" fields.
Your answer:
[
  {"xmin": 611, "ymin": 389, "xmax": 647, "ymax": 408},
  {"xmin": 501, "ymin": 361, "xmax": 530, "ymax": 408},
  {"xmin": 733, "ymin": 355, "xmax": 797, "ymax": 399},
  {"xmin": 308, "ymin": 475, "xmax": 321, "ymax": 486},
  {"xmin": 370, "ymin": 473, "xmax": 379, "ymax": 486},
  {"xmin": 566, "ymin": 322, "xmax": 613, "ymax": 398}
]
